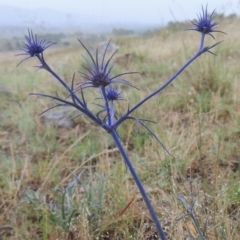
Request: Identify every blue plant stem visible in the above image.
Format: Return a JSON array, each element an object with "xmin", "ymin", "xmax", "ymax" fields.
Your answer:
[
  {"xmin": 100, "ymin": 86, "xmax": 111, "ymax": 125},
  {"xmin": 36, "ymin": 57, "xmax": 112, "ymax": 132},
  {"xmin": 40, "ymin": 56, "xmax": 87, "ymax": 109},
  {"xmin": 111, "ymin": 130, "xmax": 166, "ymax": 240},
  {"xmin": 38, "ymin": 55, "xmax": 73, "ymax": 94},
  {"xmin": 113, "ymin": 46, "xmax": 206, "ymax": 129},
  {"xmin": 109, "ymin": 100, "xmax": 115, "ymax": 125},
  {"xmin": 199, "ymin": 33, "xmax": 205, "ymax": 51}
]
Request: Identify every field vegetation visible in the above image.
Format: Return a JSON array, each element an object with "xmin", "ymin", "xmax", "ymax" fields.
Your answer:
[{"xmin": 0, "ymin": 14, "xmax": 239, "ymax": 239}]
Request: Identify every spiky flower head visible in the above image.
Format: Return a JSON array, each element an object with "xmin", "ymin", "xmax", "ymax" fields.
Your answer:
[
  {"xmin": 105, "ymin": 86, "xmax": 123, "ymax": 101},
  {"xmin": 187, "ymin": 5, "xmax": 225, "ymax": 38},
  {"xmin": 17, "ymin": 29, "xmax": 55, "ymax": 65},
  {"xmin": 77, "ymin": 39, "xmax": 137, "ymax": 89}
]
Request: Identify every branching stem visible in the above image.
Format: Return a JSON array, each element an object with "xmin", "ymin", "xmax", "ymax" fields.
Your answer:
[{"xmin": 111, "ymin": 130, "xmax": 166, "ymax": 240}]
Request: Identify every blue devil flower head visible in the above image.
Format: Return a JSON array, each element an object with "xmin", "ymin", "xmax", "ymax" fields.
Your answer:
[
  {"xmin": 17, "ymin": 29, "xmax": 55, "ymax": 65},
  {"xmin": 105, "ymin": 86, "xmax": 123, "ymax": 101},
  {"xmin": 187, "ymin": 5, "xmax": 226, "ymax": 39},
  {"xmin": 77, "ymin": 39, "xmax": 137, "ymax": 89}
]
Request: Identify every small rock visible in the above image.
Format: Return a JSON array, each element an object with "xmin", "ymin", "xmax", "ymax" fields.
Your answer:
[{"xmin": 41, "ymin": 109, "xmax": 74, "ymax": 127}]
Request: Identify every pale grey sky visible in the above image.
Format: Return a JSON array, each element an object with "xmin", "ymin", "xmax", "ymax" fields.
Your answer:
[{"xmin": 0, "ymin": 0, "xmax": 239, "ymax": 26}]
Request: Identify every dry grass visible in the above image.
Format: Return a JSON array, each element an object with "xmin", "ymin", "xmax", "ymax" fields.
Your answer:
[{"xmin": 0, "ymin": 17, "xmax": 239, "ymax": 240}]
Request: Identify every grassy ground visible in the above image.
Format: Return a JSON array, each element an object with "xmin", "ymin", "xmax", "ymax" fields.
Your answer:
[{"xmin": 0, "ymin": 17, "xmax": 239, "ymax": 239}]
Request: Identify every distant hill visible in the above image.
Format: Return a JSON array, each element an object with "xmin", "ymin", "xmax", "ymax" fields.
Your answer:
[
  {"xmin": 0, "ymin": 5, "xmax": 160, "ymax": 35},
  {"xmin": 0, "ymin": 5, "xmax": 103, "ymax": 29}
]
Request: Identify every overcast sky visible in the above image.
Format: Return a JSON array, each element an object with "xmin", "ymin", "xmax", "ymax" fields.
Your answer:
[{"xmin": 0, "ymin": 0, "xmax": 239, "ymax": 25}]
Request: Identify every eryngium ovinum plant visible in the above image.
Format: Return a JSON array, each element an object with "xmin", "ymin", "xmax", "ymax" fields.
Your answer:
[{"xmin": 17, "ymin": 6, "xmax": 225, "ymax": 240}]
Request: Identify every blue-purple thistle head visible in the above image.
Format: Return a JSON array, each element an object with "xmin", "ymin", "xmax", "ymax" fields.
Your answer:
[
  {"xmin": 187, "ymin": 5, "xmax": 225, "ymax": 39},
  {"xmin": 106, "ymin": 86, "xmax": 123, "ymax": 101},
  {"xmin": 77, "ymin": 39, "xmax": 137, "ymax": 90},
  {"xmin": 17, "ymin": 29, "xmax": 55, "ymax": 65}
]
